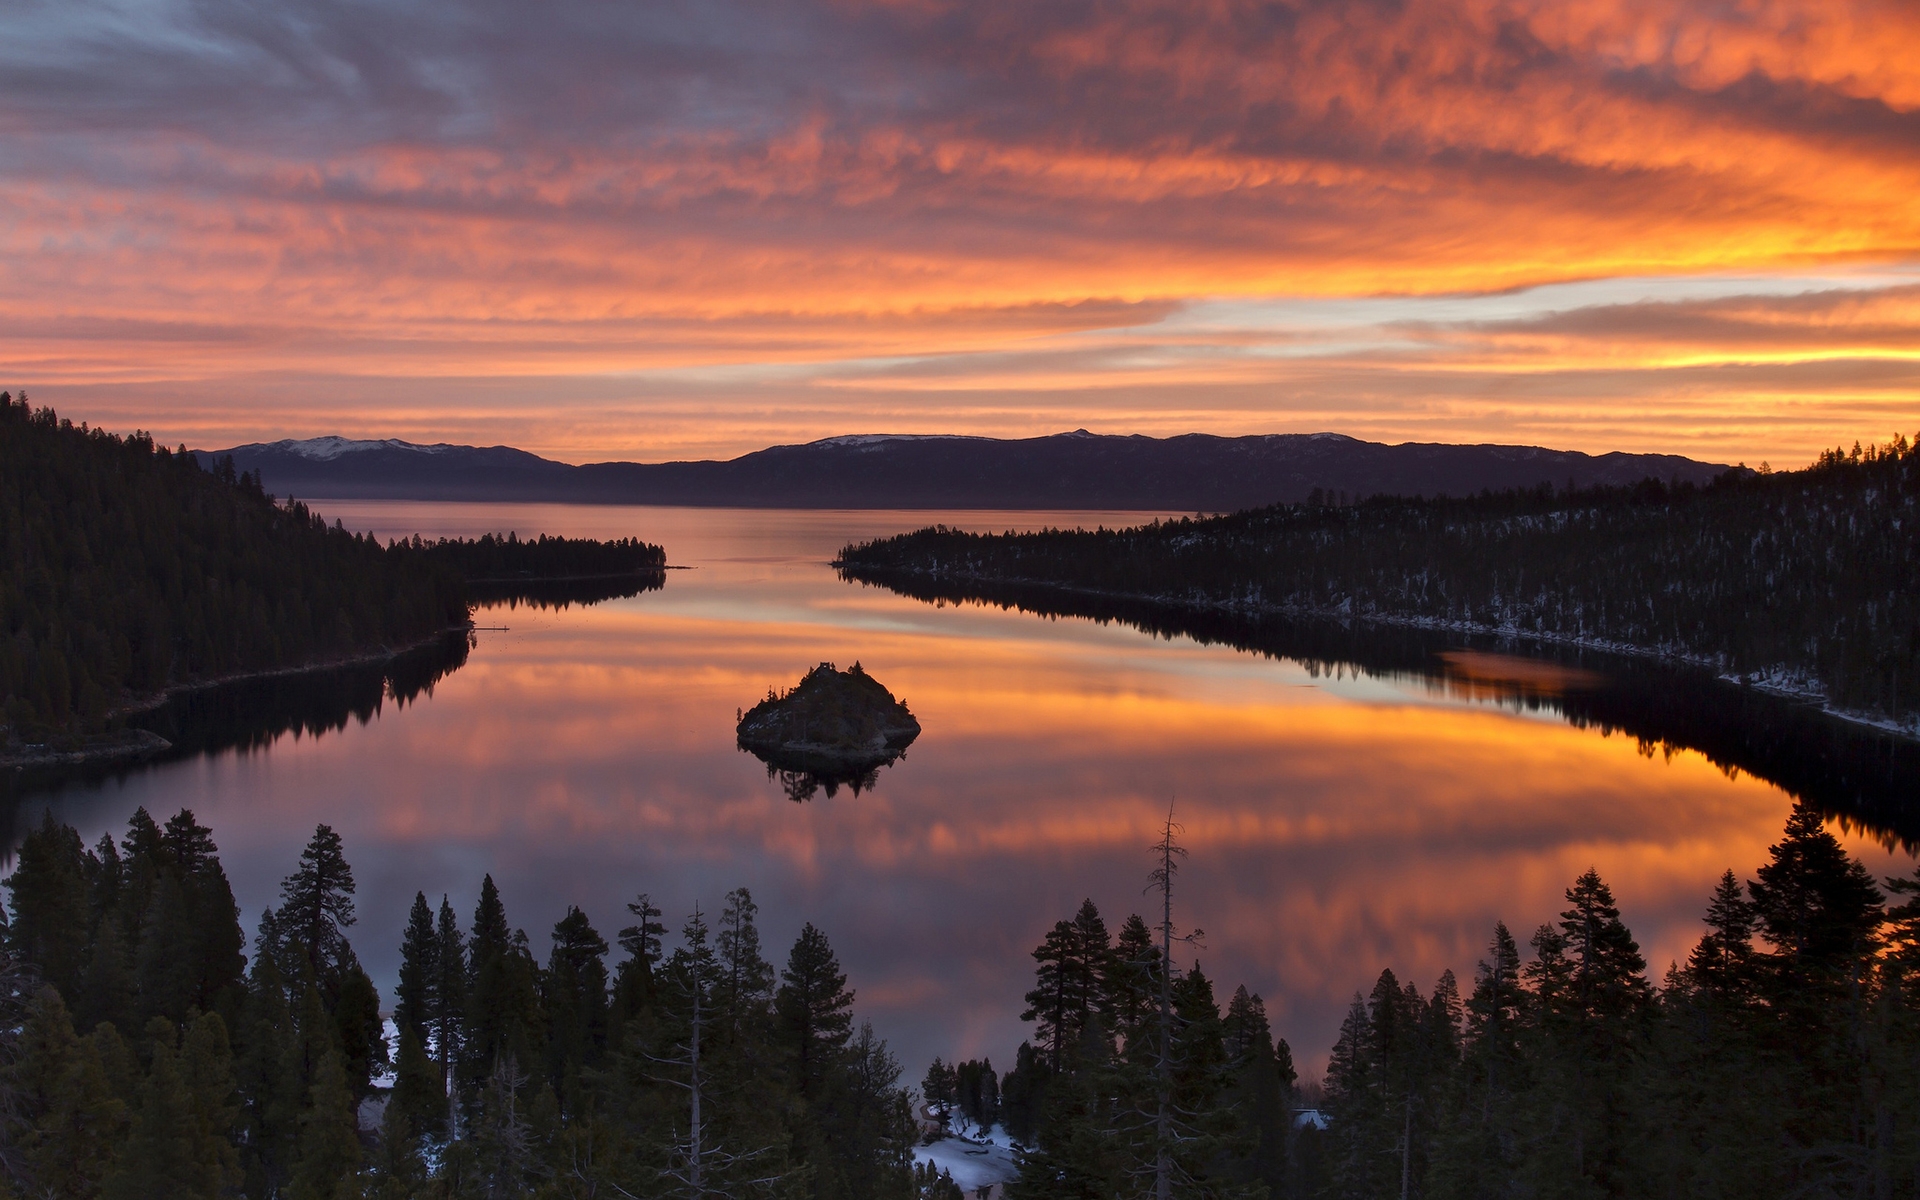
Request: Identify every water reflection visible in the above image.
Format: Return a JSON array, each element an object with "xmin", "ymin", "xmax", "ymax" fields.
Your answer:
[
  {"xmin": 842, "ymin": 569, "xmax": 1920, "ymax": 850},
  {"xmin": 749, "ymin": 756, "xmax": 899, "ymax": 803},
  {"xmin": 0, "ymin": 630, "xmax": 473, "ymax": 827},
  {"xmin": 468, "ymin": 571, "xmax": 665, "ymax": 611},
  {"xmin": 7, "ymin": 503, "xmax": 1912, "ymax": 1083}
]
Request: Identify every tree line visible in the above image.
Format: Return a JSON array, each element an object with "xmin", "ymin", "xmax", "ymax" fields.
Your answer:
[
  {"xmin": 0, "ymin": 394, "xmax": 468, "ymax": 736},
  {"xmin": 0, "ymin": 395, "xmax": 669, "ymax": 739},
  {"xmin": 946, "ymin": 803, "xmax": 1920, "ymax": 1198},
  {"xmin": 391, "ymin": 533, "xmax": 665, "ymax": 582},
  {"xmin": 0, "ymin": 810, "xmax": 917, "ymax": 1198},
  {"xmin": 840, "ymin": 436, "xmax": 1920, "ymax": 725}
]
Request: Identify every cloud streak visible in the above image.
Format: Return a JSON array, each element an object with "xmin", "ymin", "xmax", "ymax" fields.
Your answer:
[{"xmin": 2, "ymin": 0, "xmax": 1917, "ymax": 458}]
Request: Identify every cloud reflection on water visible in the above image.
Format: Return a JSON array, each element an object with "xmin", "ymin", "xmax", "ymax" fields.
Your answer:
[{"xmin": 19, "ymin": 503, "xmax": 1909, "ymax": 1079}]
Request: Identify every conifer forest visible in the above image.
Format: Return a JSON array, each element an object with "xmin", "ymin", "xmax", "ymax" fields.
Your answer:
[
  {"xmin": 0, "ymin": 810, "xmax": 918, "ymax": 1199},
  {"xmin": 5, "ymin": 398, "xmax": 1919, "ymax": 1198},
  {"xmin": 0, "ymin": 395, "xmax": 661, "ymax": 739},
  {"xmin": 839, "ymin": 437, "xmax": 1920, "ymax": 726},
  {"xmin": 1, "ymin": 803, "xmax": 1918, "ymax": 1197}
]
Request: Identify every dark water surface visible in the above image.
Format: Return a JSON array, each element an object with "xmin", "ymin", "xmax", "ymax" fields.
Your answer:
[{"xmin": 13, "ymin": 502, "xmax": 1913, "ymax": 1079}]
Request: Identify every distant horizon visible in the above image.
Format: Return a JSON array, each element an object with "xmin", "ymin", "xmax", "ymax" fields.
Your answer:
[
  {"xmin": 11, "ymin": 403, "xmax": 1797, "ymax": 472},
  {"xmin": 186, "ymin": 424, "xmax": 1745, "ymax": 471}
]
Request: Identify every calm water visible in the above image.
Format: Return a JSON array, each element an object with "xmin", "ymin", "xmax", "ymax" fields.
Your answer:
[{"xmin": 17, "ymin": 502, "xmax": 1912, "ymax": 1079}]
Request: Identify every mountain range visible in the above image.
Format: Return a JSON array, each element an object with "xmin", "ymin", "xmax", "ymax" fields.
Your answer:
[{"xmin": 199, "ymin": 431, "xmax": 1729, "ymax": 511}]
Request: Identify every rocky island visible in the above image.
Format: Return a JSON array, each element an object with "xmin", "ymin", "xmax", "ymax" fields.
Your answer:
[{"xmin": 737, "ymin": 662, "xmax": 920, "ymax": 799}]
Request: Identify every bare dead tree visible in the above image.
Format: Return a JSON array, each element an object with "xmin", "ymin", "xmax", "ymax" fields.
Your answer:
[
  {"xmin": 1145, "ymin": 801, "xmax": 1204, "ymax": 1200},
  {"xmin": 642, "ymin": 905, "xmax": 785, "ymax": 1200}
]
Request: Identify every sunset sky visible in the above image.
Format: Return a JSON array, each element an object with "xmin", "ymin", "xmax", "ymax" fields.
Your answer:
[{"xmin": 4, "ymin": 0, "xmax": 1918, "ymax": 463}]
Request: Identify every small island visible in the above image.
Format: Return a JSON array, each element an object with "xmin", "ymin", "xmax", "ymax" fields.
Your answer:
[{"xmin": 737, "ymin": 662, "xmax": 921, "ymax": 799}]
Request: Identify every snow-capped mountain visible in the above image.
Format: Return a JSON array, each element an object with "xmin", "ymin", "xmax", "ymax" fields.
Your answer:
[{"xmin": 198, "ymin": 431, "xmax": 1728, "ymax": 509}]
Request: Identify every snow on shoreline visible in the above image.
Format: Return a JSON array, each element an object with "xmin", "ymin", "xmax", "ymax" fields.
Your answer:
[{"xmin": 853, "ymin": 567, "xmax": 1920, "ymax": 741}]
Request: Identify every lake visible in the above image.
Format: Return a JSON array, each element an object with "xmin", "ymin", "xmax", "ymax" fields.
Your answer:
[{"xmin": 11, "ymin": 501, "xmax": 1913, "ymax": 1081}]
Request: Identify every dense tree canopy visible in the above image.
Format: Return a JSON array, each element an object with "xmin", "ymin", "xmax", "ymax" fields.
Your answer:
[
  {"xmin": 0, "ymin": 393, "xmax": 468, "ymax": 735},
  {"xmin": 842, "ymin": 435, "xmax": 1920, "ymax": 723},
  {"xmin": 948, "ymin": 804, "xmax": 1920, "ymax": 1199},
  {"xmin": 1, "ymin": 395, "xmax": 672, "ymax": 741},
  {"xmin": 395, "ymin": 532, "xmax": 664, "ymax": 580},
  {"xmin": 0, "ymin": 811, "xmax": 918, "ymax": 1199}
]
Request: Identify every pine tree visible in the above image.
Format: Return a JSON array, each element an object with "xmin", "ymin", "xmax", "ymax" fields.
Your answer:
[
  {"xmin": 1107, "ymin": 913, "xmax": 1159, "ymax": 1043},
  {"xmin": 1221, "ymin": 986, "xmax": 1288, "ymax": 1192},
  {"xmin": 117, "ymin": 809, "xmax": 167, "ymax": 953},
  {"xmin": 716, "ymin": 887, "xmax": 775, "ymax": 1024},
  {"xmin": 102, "ymin": 1020, "xmax": 230, "ymax": 1200},
  {"xmin": 1687, "ymin": 869, "xmax": 1758, "ymax": 1001},
  {"xmin": 1633, "ymin": 869, "xmax": 1780, "ymax": 1196},
  {"xmin": 612, "ymin": 891, "xmax": 665, "ymax": 1043},
  {"xmin": 545, "ymin": 904, "xmax": 610, "ymax": 1107},
  {"xmin": 464, "ymin": 878, "xmax": 545, "ymax": 1102},
  {"xmin": 433, "ymin": 894, "xmax": 467, "ymax": 1089},
  {"xmin": 368, "ymin": 1091, "xmax": 431, "ymax": 1200},
  {"xmin": 954, "ymin": 1057, "xmax": 1002, "ymax": 1136},
  {"xmin": 1749, "ymin": 804, "xmax": 1885, "ymax": 996},
  {"xmin": 923, "ymin": 1057, "xmax": 957, "ymax": 1131},
  {"xmin": 334, "ymin": 962, "xmax": 387, "ymax": 1097},
  {"xmin": 74, "ymin": 916, "xmax": 134, "ymax": 1037},
  {"xmin": 1321, "ymin": 995, "xmax": 1377, "ymax": 1194},
  {"xmin": 830, "ymin": 1023, "xmax": 917, "ymax": 1200},
  {"xmin": 9, "ymin": 986, "xmax": 126, "ymax": 1197},
  {"xmin": 123, "ymin": 811, "xmax": 247, "ymax": 1031},
  {"xmin": 1020, "ymin": 901, "xmax": 1111, "ymax": 1075},
  {"xmin": 390, "ymin": 1024, "xmax": 446, "ymax": 1140},
  {"xmin": 179, "ymin": 1011, "xmax": 244, "ymax": 1197},
  {"xmin": 395, "ymin": 891, "xmax": 439, "ymax": 1050},
  {"xmin": 287, "ymin": 1039, "xmax": 361, "ymax": 1200},
  {"xmin": 278, "ymin": 824, "xmax": 358, "ymax": 989},
  {"xmin": 234, "ymin": 909, "xmax": 302, "ymax": 1197},
  {"xmin": 1559, "ymin": 869, "xmax": 1650, "ymax": 1027},
  {"xmin": 1430, "ymin": 923, "xmax": 1525, "ymax": 1196},
  {"xmin": 1746, "ymin": 803, "xmax": 1887, "ymax": 1192},
  {"xmin": 1165, "ymin": 963, "xmax": 1239, "ymax": 1193},
  {"xmin": 776, "ymin": 922, "xmax": 855, "ymax": 1103},
  {"xmin": 999, "ymin": 1041, "xmax": 1049, "ymax": 1147},
  {"xmin": 6, "ymin": 812, "xmax": 93, "ymax": 999},
  {"xmin": 163, "ymin": 809, "xmax": 247, "ymax": 1019}
]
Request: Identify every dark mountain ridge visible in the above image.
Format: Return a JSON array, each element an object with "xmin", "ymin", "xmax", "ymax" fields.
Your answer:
[{"xmin": 203, "ymin": 430, "xmax": 1727, "ymax": 510}]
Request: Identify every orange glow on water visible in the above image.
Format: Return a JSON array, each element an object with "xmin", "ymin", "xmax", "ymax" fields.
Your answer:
[{"xmin": 34, "ymin": 504, "xmax": 1908, "ymax": 1075}]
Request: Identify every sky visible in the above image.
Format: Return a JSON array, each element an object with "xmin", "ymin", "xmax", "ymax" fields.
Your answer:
[{"xmin": 3, "ymin": 0, "xmax": 1918, "ymax": 464}]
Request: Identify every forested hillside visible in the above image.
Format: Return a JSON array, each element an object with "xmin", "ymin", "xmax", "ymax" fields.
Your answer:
[
  {"xmin": 841, "ymin": 436, "xmax": 1920, "ymax": 725},
  {"xmin": 972, "ymin": 805, "xmax": 1920, "ymax": 1198},
  {"xmin": 0, "ymin": 810, "xmax": 918, "ymax": 1199},
  {"xmin": 0, "ymin": 394, "xmax": 468, "ymax": 736}
]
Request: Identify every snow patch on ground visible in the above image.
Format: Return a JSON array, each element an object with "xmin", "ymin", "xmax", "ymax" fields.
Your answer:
[{"xmin": 914, "ymin": 1129, "xmax": 1019, "ymax": 1195}]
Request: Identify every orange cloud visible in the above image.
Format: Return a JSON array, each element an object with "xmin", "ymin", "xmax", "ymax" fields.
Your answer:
[{"xmin": 1, "ymin": 0, "xmax": 1916, "ymax": 459}]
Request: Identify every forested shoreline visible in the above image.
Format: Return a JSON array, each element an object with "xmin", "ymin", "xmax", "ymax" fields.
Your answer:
[
  {"xmin": 0, "ymin": 396, "xmax": 667, "ymax": 743},
  {"xmin": 839, "ymin": 437, "xmax": 1920, "ymax": 729},
  {"xmin": 1, "ymin": 810, "xmax": 917, "ymax": 1198},
  {"xmin": 0, "ymin": 395, "xmax": 468, "ymax": 738},
  {"xmin": 393, "ymin": 533, "xmax": 665, "ymax": 583}
]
